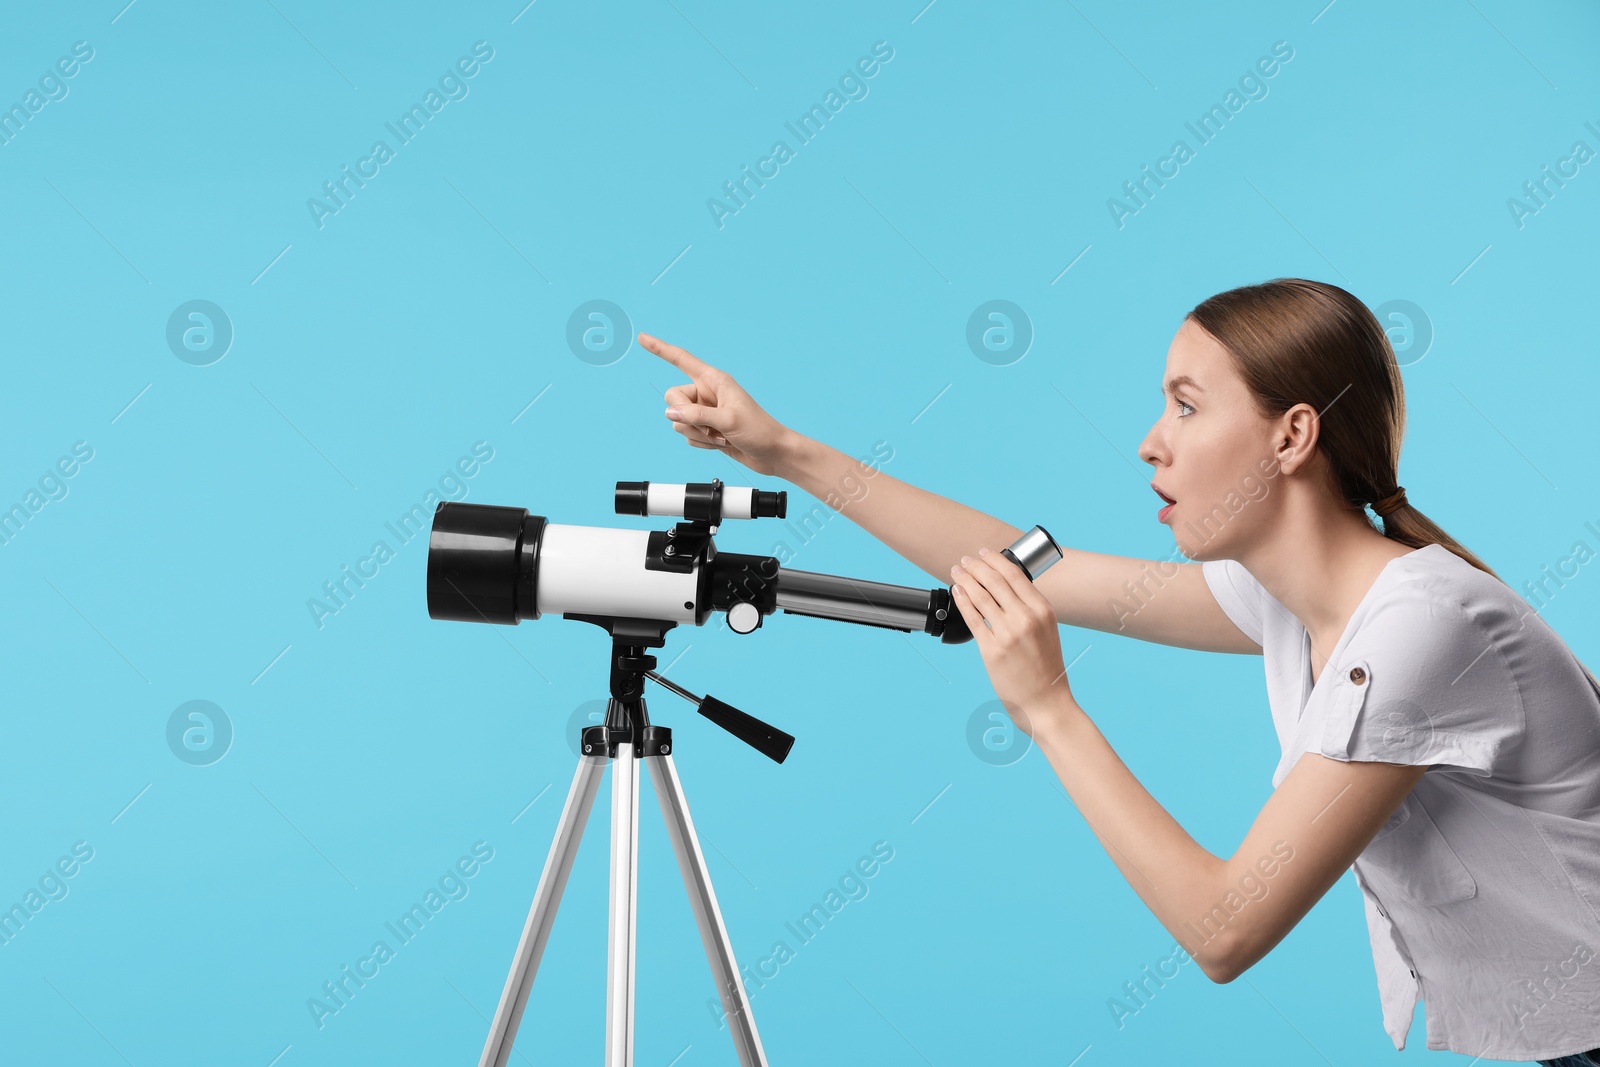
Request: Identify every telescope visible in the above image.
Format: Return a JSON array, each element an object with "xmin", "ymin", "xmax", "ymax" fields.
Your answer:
[
  {"xmin": 424, "ymin": 479, "xmax": 1060, "ymax": 1067},
  {"xmin": 426, "ymin": 478, "xmax": 995, "ymax": 644}
]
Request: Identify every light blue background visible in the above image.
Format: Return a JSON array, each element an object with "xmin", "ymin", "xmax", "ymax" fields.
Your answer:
[{"xmin": 2, "ymin": 1, "xmax": 1597, "ymax": 1064}]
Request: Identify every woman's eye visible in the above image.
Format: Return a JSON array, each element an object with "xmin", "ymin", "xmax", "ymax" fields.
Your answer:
[{"xmin": 1176, "ymin": 399, "xmax": 1194, "ymax": 417}]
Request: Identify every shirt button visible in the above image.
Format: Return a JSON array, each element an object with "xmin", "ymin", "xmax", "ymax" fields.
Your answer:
[{"xmin": 1349, "ymin": 666, "xmax": 1367, "ymax": 685}]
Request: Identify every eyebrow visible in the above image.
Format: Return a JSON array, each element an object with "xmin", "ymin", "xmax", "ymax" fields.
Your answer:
[{"xmin": 1163, "ymin": 375, "xmax": 1205, "ymax": 396}]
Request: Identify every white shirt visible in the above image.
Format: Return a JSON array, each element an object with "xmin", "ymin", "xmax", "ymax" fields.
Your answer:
[{"xmin": 1202, "ymin": 543, "xmax": 1600, "ymax": 1060}]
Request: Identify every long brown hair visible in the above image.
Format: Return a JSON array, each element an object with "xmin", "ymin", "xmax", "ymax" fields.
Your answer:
[{"xmin": 1187, "ymin": 278, "xmax": 1503, "ymax": 583}]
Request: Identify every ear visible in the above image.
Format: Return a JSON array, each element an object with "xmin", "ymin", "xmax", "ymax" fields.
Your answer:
[{"xmin": 1274, "ymin": 401, "xmax": 1322, "ymax": 477}]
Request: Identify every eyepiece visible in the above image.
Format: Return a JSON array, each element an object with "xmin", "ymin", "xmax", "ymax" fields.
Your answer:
[
  {"xmin": 614, "ymin": 482, "xmax": 650, "ymax": 517},
  {"xmin": 1001, "ymin": 525, "xmax": 1063, "ymax": 582},
  {"xmin": 752, "ymin": 489, "xmax": 786, "ymax": 519}
]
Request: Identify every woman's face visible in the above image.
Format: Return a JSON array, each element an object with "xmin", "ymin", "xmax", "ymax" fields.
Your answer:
[{"xmin": 1137, "ymin": 318, "xmax": 1282, "ymax": 561}]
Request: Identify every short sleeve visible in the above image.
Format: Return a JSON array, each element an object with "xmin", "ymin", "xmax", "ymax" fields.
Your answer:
[
  {"xmin": 1201, "ymin": 558, "xmax": 1265, "ymax": 647},
  {"xmin": 1319, "ymin": 593, "xmax": 1524, "ymax": 778}
]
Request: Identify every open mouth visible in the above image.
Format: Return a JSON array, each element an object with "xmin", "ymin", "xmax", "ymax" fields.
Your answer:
[{"xmin": 1152, "ymin": 484, "xmax": 1176, "ymax": 522}]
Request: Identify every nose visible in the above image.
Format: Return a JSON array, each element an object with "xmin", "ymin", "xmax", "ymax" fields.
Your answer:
[{"xmin": 1137, "ymin": 416, "xmax": 1167, "ymax": 468}]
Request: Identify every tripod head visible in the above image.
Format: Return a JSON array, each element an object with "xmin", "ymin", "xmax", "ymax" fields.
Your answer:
[{"xmin": 565, "ymin": 613, "xmax": 794, "ymax": 764}]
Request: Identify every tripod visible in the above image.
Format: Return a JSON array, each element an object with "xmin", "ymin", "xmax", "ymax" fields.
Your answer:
[{"xmin": 476, "ymin": 616, "xmax": 793, "ymax": 1067}]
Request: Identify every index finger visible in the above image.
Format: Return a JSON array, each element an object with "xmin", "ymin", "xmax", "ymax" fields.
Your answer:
[{"xmin": 639, "ymin": 332, "xmax": 716, "ymax": 380}]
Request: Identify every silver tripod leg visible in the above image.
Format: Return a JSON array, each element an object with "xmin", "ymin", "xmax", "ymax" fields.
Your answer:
[
  {"xmin": 606, "ymin": 739, "xmax": 640, "ymax": 1066},
  {"xmin": 645, "ymin": 752, "xmax": 770, "ymax": 1067},
  {"xmin": 478, "ymin": 752, "xmax": 608, "ymax": 1067}
]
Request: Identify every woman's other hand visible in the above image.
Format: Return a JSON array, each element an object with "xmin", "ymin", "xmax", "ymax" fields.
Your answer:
[{"xmin": 950, "ymin": 547, "xmax": 1077, "ymax": 740}]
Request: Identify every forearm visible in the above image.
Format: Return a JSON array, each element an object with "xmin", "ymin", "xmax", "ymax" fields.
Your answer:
[
  {"xmin": 1033, "ymin": 698, "xmax": 1237, "ymax": 980},
  {"xmin": 777, "ymin": 433, "xmax": 1020, "ymax": 585}
]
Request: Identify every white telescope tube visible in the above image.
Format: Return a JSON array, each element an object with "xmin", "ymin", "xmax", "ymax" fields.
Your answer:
[{"xmin": 535, "ymin": 524, "xmax": 699, "ymax": 624}]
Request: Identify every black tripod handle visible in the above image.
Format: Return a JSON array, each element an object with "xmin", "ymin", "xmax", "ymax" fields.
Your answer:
[{"xmin": 698, "ymin": 695, "xmax": 795, "ymax": 764}]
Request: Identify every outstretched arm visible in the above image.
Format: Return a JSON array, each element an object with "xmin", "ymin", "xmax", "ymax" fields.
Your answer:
[{"xmin": 640, "ymin": 332, "xmax": 1260, "ymax": 655}]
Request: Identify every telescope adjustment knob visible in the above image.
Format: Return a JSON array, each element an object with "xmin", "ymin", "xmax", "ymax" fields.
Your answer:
[{"xmin": 726, "ymin": 601, "xmax": 762, "ymax": 635}]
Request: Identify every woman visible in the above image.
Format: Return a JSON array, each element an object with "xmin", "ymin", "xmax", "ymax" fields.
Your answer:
[{"xmin": 640, "ymin": 278, "xmax": 1600, "ymax": 1066}]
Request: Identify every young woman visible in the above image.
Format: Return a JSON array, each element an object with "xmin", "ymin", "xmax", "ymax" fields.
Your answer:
[{"xmin": 639, "ymin": 278, "xmax": 1600, "ymax": 1065}]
